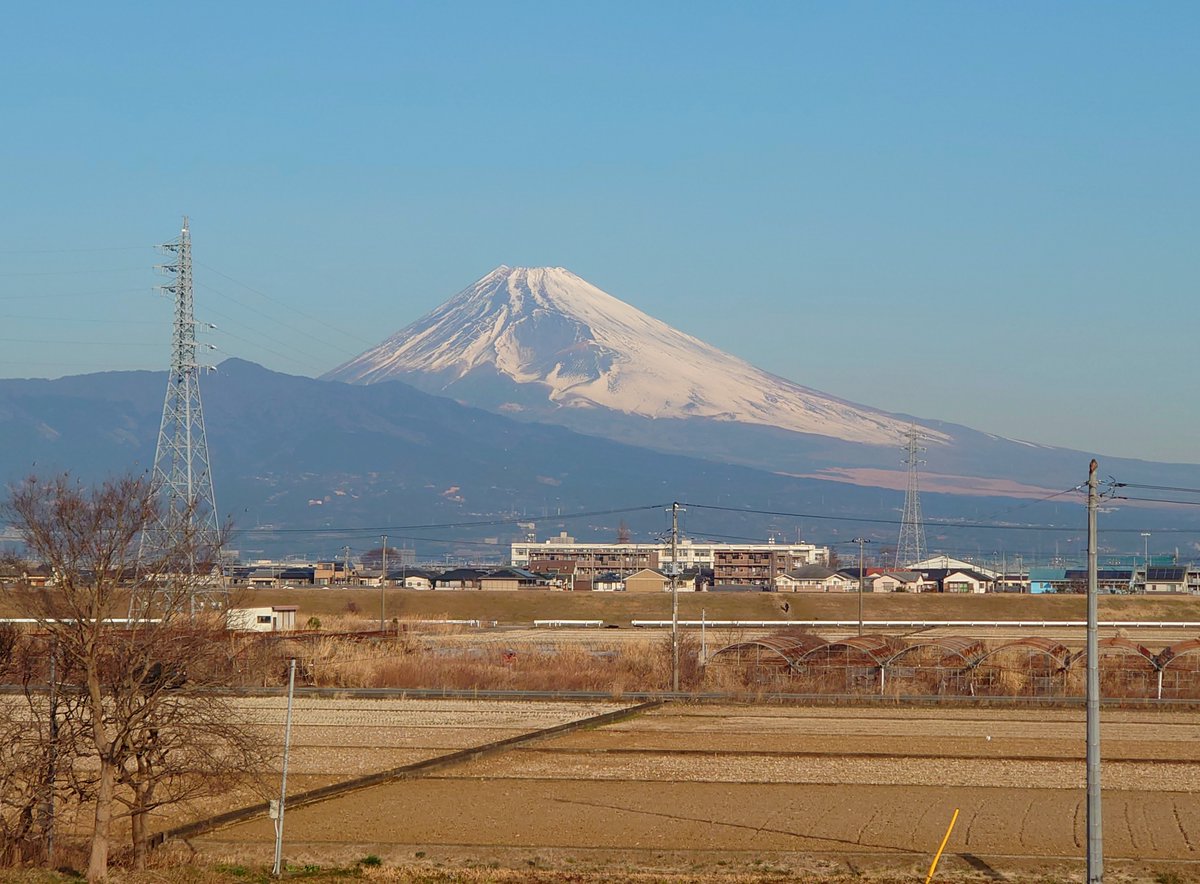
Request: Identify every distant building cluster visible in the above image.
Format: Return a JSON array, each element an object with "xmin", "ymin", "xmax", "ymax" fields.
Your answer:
[
  {"xmin": 198, "ymin": 547, "xmax": 1200, "ymax": 595},
  {"xmin": 10, "ymin": 543, "xmax": 1192, "ymax": 597}
]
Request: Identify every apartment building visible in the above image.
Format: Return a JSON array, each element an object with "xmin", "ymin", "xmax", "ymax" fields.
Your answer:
[{"xmin": 511, "ymin": 532, "xmax": 827, "ymax": 586}]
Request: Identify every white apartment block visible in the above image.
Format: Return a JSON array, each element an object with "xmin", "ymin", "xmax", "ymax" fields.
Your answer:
[{"xmin": 511, "ymin": 532, "xmax": 828, "ymax": 586}]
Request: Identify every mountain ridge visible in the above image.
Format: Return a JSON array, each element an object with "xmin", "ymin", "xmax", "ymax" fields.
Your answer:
[
  {"xmin": 322, "ymin": 265, "xmax": 1200, "ymax": 493},
  {"xmin": 3, "ymin": 359, "xmax": 1200, "ymax": 560},
  {"xmin": 325, "ymin": 265, "xmax": 939, "ymax": 447}
]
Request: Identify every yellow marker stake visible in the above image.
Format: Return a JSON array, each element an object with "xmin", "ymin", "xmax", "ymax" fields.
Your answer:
[{"xmin": 924, "ymin": 807, "xmax": 960, "ymax": 884}]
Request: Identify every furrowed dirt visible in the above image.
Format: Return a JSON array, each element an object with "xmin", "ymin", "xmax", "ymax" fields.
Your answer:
[{"xmin": 183, "ymin": 701, "xmax": 1200, "ymax": 882}]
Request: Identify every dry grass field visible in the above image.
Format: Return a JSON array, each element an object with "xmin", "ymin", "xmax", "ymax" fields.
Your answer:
[
  {"xmin": 258, "ymin": 588, "xmax": 1200, "ymax": 625},
  {"xmin": 179, "ymin": 700, "xmax": 1200, "ymax": 883},
  {"xmin": 0, "ymin": 587, "xmax": 1183, "ymax": 626}
]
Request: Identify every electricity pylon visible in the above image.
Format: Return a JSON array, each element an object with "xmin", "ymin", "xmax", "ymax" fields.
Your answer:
[
  {"xmin": 139, "ymin": 216, "xmax": 221, "ymax": 586},
  {"xmin": 895, "ymin": 425, "xmax": 928, "ymax": 569}
]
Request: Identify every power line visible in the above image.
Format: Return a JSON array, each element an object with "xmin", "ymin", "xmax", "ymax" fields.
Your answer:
[
  {"xmin": 977, "ymin": 483, "xmax": 1087, "ymax": 523},
  {"xmin": 236, "ymin": 503, "xmax": 669, "ymax": 536},
  {"xmin": 680, "ymin": 500, "xmax": 1200, "ymax": 534},
  {"xmin": 205, "ymin": 314, "xmax": 329, "ymax": 374},
  {"xmin": 0, "ymin": 315, "xmax": 163, "ymax": 325},
  {"xmin": 1114, "ymin": 495, "xmax": 1200, "ymax": 508},
  {"xmin": 0, "ymin": 266, "xmax": 147, "ymax": 277},
  {"xmin": 1112, "ymin": 482, "xmax": 1200, "ymax": 495},
  {"xmin": 0, "ymin": 337, "xmax": 159, "ymax": 346},
  {"xmin": 0, "ymin": 245, "xmax": 150, "ymax": 254},
  {"xmin": 0, "ymin": 288, "xmax": 149, "ymax": 301},
  {"xmin": 196, "ymin": 280, "xmax": 362, "ymax": 363},
  {"xmin": 196, "ymin": 262, "xmax": 377, "ymax": 348}
]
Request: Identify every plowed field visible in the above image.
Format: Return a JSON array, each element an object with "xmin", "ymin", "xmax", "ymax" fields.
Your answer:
[{"xmin": 189, "ymin": 702, "xmax": 1200, "ymax": 881}]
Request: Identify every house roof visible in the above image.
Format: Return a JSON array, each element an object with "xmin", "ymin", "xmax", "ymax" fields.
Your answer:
[
  {"xmin": 1064, "ymin": 569, "xmax": 1133, "ymax": 582},
  {"xmin": 435, "ymin": 568, "xmax": 487, "ymax": 581},
  {"xmin": 486, "ymin": 567, "xmax": 541, "ymax": 580},
  {"xmin": 874, "ymin": 571, "xmax": 924, "ymax": 583},
  {"xmin": 782, "ymin": 565, "xmax": 839, "ymax": 580},
  {"xmin": 386, "ymin": 568, "xmax": 434, "ymax": 581},
  {"xmin": 1147, "ymin": 566, "xmax": 1188, "ymax": 581},
  {"xmin": 921, "ymin": 568, "xmax": 994, "ymax": 583}
]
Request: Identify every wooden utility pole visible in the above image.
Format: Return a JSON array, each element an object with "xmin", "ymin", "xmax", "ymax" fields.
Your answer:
[
  {"xmin": 671, "ymin": 502, "xmax": 680, "ymax": 692},
  {"xmin": 853, "ymin": 537, "xmax": 870, "ymax": 636},
  {"xmin": 380, "ymin": 535, "xmax": 388, "ymax": 632},
  {"xmin": 1086, "ymin": 459, "xmax": 1103, "ymax": 882}
]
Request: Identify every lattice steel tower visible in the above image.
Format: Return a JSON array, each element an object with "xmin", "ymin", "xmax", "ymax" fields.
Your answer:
[
  {"xmin": 141, "ymin": 216, "xmax": 221, "ymax": 571},
  {"xmin": 895, "ymin": 425, "xmax": 928, "ymax": 569}
]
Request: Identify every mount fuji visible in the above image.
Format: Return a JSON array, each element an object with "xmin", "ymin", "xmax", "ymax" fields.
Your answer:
[
  {"xmin": 326, "ymin": 266, "xmax": 936, "ymax": 446},
  {"xmin": 325, "ymin": 266, "xmax": 1198, "ymax": 497}
]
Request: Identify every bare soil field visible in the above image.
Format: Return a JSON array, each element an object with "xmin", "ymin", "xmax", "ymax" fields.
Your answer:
[
  {"xmin": 188, "ymin": 701, "xmax": 1200, "ymax": 883},
  {"xmin": 36, "ymin": 698, "xmax": 626, "ymax": 849}
]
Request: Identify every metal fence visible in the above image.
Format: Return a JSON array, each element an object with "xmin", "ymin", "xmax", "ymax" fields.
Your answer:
[{"xmin": 708, "ymin": 633, "xmax": 1200, "ymax": 700}]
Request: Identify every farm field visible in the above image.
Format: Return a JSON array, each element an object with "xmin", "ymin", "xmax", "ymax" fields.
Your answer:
[
  {"xmin": 5, "ymin": 588, "xmax": 1200, "ymax": 633},
  {"xmin": 171, "ymin": 697, "xmax": 627, "ymax": 826},
  {"xmin": 32, "ymin": 587, "xmax": 1191, "ymax": 626},
  {"xmin": 190, "ymin": 700, "xmax": 1200, "ymax": 882},
  {"xmin": 31, "ymin": 697, "xmax": 627, "ymax": 854}
]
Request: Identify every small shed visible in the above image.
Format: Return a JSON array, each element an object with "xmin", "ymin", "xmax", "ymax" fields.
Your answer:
[{"xmin": 227, "ymin": 605, "xmax": 298, "ymax": 632}]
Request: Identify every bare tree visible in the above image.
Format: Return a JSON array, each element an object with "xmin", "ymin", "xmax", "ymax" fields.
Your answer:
[
  {"xmin": 0, "ymin": 628, "xmax": 51, "ymax": 865},
  {"xmin": 358, "ymin": 546, "xmax": 386, "ymax": 569},
  {"xmin": 4, "ymin": 474, "xmax": 265, "ymax": 880},
  {"xmin": 109, "ymin": 624, "xmax": 268, "ymax": 869}
]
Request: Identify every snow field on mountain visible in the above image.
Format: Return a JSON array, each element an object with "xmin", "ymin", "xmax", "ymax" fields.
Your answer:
[{"xmin": 328, "ymin": 265, "xmax": 946, "ymax": 446}]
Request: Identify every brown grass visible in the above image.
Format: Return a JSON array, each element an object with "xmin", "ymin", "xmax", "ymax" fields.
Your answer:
[
  {"xmin": 4, "ymin": 584, "xmax": 1199, "ymax": 626},
  {"xmin": 267, "ymin": 633, "xmax": 704, "ymax": 694},
  {"xmin": 22, "ymin": 586, "xmax": 1186, "ymax": 626}
]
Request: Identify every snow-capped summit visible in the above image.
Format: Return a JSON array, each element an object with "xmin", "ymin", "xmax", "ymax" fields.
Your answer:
[{"xmin": 325, "ymin": 265, "xmax": 939, "ymax": 446}]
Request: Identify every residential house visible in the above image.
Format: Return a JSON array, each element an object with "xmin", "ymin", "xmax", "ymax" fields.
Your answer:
[
  {"xmin": 592, "ymin": 571, "xmax": 624, "ymax": 592},
  {"xmin": 387, "ymin": 568, "xmax": 434, "ymax": 589},
  {"xmin": 870, "ymin": 571, "xmax": 933, "ymax": 593},
  {"xmin": 433, "ymin": 568, "xmax": 487, "ymax": 590},
  {"xmin": 624, "ymin": 568, "xmax": 669, "ymax": 593},
  {"xmin": 479, "ymin": 567, "xmax": 544, "ymax": 591},
  {"xmin": 774, "ymin": 564, "xmax": 853, "ymax": 593},
  {"xmin": 1143, "ymin": 566, "xmax": 1189, "ymax": 594},
  {"xmin": 528, "ymin": 559, "xmax": 579, "ymax": 589},
  {"xmin": 1029, "ymin": 567, "xmax": 1133, "ymax": 594},
  {"xmin": 908, "ymin": 555, "xmax": 999, "ymax": 578},
  {"xmin": 623, "ymin": 568, "xmax": 702, "ymax": 593},
  {"xmin": 938, "ymin": 569, "xmax": 992, "ymax": 593}
]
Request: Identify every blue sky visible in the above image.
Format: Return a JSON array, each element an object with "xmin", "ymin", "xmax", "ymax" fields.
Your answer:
[{"xmin": 2, "ymin": 3, "xmax": 1197, "ymax": 461}]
